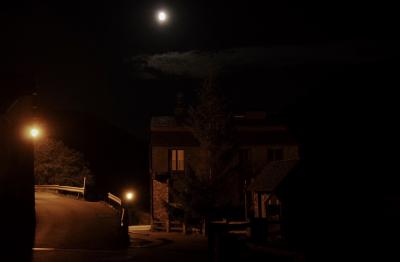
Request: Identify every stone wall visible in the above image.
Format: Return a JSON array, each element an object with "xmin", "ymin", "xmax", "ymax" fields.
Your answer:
[
  {"xmin": 151, "ymin": 146, "xmax": 205, "ymax": 223},
  {"xmin": 152, "ymin": 180, "xmax": 169, "ymax": 221}
]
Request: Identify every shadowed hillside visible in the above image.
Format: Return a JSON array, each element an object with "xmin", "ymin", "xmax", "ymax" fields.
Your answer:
[{"xmin": 41, "ymin": 109, "xmax": 149, "ymax": 210}]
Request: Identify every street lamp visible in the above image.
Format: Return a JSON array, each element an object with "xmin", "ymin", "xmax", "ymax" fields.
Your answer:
[
  {"xmin": 30, "ymin": 127, "xmax": 40, "ymax": 139},
  {"xmin": 26, "ymin": 125, "xmax": 43, "ymax": 140},
  {"xmin": 121, "ymin": 190, "xmax": 136, "ymax": 233},
  {"xmin": 125, "ymin": 191, "xmax": 136, "ymax": 202}
]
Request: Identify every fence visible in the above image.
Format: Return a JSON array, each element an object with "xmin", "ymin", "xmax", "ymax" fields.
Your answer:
[
  {"xmin": 34, "ymin": 184, "xmax": 85, "ymax": 198},
  {"xmin": 152, "ymin": 220, "xmax": 185, "ymax": 232},
  {"xmin": 107, "ymin": 192, "xmax": 122, "ymax": 206},
  {"xmin": 105, "ymin": 192, "xmax": 130, "ymax": 245},
  {"xmin": 151, "ymin": 219, "xmax": 249, "ymax": 235}
]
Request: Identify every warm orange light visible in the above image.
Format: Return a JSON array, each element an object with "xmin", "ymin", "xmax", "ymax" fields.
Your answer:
[
  {"xmin": 30, "ymin": 128, "xmax": 40, "ymax": 138},
  {"xmin": 125, "ymin": 191, "xmax": 135, "ymax": 201}
]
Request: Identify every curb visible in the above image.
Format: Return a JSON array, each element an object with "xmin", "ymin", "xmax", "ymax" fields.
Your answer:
[{"xmin": 129, "ymin": 225, "xmax": 151, "ymax": 231}]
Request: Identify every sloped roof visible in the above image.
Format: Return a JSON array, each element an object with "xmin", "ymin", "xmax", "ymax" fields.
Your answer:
[
  {"xmin": 151, "ymin": 116, "xmax": 179, "ymax": 128},
  {"xmin": 151, "ymin": 114, "xmax": 297, "ymax": 146},
  {"xmin": 247, "ymin": 159, "xmax": 299, "ymax": 192},
  {"xmin": 151, "ymin": 112, "xmax": 287, "ymax": 129}
]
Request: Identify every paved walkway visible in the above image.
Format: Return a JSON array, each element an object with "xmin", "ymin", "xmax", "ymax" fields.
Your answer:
[
  {"xmin": 127, "ymin": 230, "xmax": 208, "ymax": 262},
  {"xmin": 33, "ymin": 213, "xmax": 302, "ymax": 262},
  {"xmin": 33, "ymin": 197, "xmax": 208, "ymax": 262}
]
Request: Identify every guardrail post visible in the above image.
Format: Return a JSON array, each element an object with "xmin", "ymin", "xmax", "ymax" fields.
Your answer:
[
  {"xmin": 106, "ymin": 192, "xmax": 129, "ymax": 247},
  {"xmin": 166, "ymin": 220, "xmax": 170, "ymax": 232},
  {"xmin": 82, "ymin": 176, "xmax": 86, "ymax": 199},
  {"xmin": 182, "ymin": 222, "xmax": 187, "ymax": 234}
]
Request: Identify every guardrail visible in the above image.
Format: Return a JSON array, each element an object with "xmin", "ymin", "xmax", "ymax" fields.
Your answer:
[
  {"xmin": 35, "ymin": 184, "xmax": 85, "ymax": 197},
  {"xmin": 107, "ymin": 192, "xmax": 122, "ymax": 206},
  {"xmin": 211, "ymin": 220, "xmax": 250, "ymax": 235},
  {"xmin": 152, "ymin": 220, "xmax": 185, "ymax": 232},
  {"xmin": 106, "ymin": 192, "xmax": 129, "ymax": 241}
]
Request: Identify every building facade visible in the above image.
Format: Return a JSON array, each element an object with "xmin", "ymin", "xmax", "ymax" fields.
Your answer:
[
  {"xmin": 150, "ymin": 111, "xmax": 299, "ymax": 229},
  {"xmin": 247, "ymin": 159, "xmax": 299, "ymax": 240}
]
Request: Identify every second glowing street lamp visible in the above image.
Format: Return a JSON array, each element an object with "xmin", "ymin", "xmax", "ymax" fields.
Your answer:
[{"xmin": 125, "ymin": 191, "xmax": 135, "ymax": 202}]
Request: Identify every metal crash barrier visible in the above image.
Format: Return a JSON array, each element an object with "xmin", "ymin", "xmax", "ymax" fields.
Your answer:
[{"xmin": 35, "ymin": 184, "xmax": 85, "ymax": 198}]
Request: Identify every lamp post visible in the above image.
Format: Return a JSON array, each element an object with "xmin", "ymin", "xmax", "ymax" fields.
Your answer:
[
  {"xmin": 28, "ymin": 125, "xmax": 43, "ymax": 184},
  {"xmin": 122, "ymin": 190, "xmax": 136, "ymax": 226},
  {"xmin": 119, "ymin": 190, "xmax": 136, "ymax": 246}
]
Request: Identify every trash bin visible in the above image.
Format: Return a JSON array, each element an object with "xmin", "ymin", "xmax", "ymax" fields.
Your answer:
[
  {"xmin": 250, "ymin": 218, "xmax": 268, "ymax": 242},
  {"xmin": 209, "ymin": 222, "xmax": 228, "ymax": 262},
  {"xmin": 208, "ymin": 221, "xmax": 244, "ymax": 262}
]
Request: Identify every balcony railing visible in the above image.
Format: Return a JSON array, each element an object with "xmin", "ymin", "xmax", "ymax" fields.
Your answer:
[{"xmin": 153, "ymin": 171, "xmax": 171, "ymax": 182}]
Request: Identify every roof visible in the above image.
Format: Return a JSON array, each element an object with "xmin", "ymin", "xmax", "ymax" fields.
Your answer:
[
  {"xmin": 247, "ymin": 159, "xmax": 299, "ymax": 192},
  {"xmin": 151, "ymin": 116, "xmax": 180, "ymax": 129},
  {"xmin": 151, "ymin": 131, "xmax": 199, "ymax": 146},
  {"xmin": 151, "ymin": 111, "xmax": 285, "ymax": 130},
  {"xmin": 151, "ymin": 129, "xmax": 296, "ymax": 146},
  {"xmin": 151, "ymin": 113, "xmax": 297, "ymax": 146}
]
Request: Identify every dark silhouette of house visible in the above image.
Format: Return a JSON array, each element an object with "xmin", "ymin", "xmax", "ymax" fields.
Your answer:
[
  {"xmin": 247, "ymin": 160, "xmax": 299, "ymax": 240},
  {"xmin": 150, "ymin": 110, "xmax": 299, "ymax": 230}
]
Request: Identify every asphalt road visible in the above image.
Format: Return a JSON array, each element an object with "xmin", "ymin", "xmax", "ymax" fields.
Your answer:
[
  {"xmin": 32, "ymin": 192, "xmax": 208, "ymax": 262},
  {"xmin": 33, "ymin": 230, "xmax": 208, "ymax": 262},
  {"xmin": 33, "ymin": 191, "xmax": 126, "ymax": 261}
]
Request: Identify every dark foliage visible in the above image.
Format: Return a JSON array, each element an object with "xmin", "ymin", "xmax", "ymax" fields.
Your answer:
[
  {"xmin": 169, "ymin": 76, "xmax": 242, "ymax": 223},
  {"xmin": 34, "ymin": 138, "xmax": 93, "ymax": 187}
]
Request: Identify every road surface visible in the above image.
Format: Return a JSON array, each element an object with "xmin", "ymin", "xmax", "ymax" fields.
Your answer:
[
  {"xmin": 33, "ymin": 191, "xmax": 126, "ymax": 261},
  {"xmin": 32, "ymin": 192, "xmax": 208, "ymax": 261}
]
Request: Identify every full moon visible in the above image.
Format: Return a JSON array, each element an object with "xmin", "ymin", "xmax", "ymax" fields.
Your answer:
[{"xmin": 157, "ymin": 11, "xmax": 167, "ymax": 23}]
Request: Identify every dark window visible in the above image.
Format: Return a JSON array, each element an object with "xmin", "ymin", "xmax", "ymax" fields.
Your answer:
[
  {"xmin": 267, "ymin": 199, "xmax": 281, "ymax": 221},
  {"xmin": 170, "ymin": 149, "xmax": 184, "ymax": 172},
  {"xmin": 267, "ymin": 148, "xmax": 283, "ymax": 161},
  {"xmin": 239, "ymin": 149, "xmax": 250, "ymax": 163}
]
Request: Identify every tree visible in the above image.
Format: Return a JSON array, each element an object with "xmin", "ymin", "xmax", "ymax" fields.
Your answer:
[
  {"xmin": 170, "ymin": 76, "xmax": 240, "ymax": 231},
  {"xmin": 34, "ymin": 138, "xmax": 93, "ymax": 187}
]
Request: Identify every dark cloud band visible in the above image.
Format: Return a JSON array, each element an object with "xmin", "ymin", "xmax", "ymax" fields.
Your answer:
[{"xmin": 131, "ymin": 42, "xmax": 383, "ymax": 79}]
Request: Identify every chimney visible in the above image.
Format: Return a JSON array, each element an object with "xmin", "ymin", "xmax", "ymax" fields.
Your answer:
[{"xmin": 174, "ymin": 92, "xmax": 186, "ymax": 124}]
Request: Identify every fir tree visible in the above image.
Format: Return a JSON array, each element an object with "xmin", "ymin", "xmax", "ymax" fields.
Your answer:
[
  {"xmin": 170, "ymin": 76, "xmax": 240, "ymax": 232},
  {"xmin": 34, "ymin": 138, "xmax": 93, "ymax": 187}
]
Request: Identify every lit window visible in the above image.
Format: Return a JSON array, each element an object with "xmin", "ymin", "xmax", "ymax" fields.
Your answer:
[{"xmin": 170, "ymin": 149, "xmax": 184, "ymax": 172}]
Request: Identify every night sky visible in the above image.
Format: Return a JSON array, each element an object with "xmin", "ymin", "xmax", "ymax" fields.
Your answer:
[
  {"xmin": 2, "ymin": 1, "xmax": 393, "ymax": 130},
  {"xmin": 1, "ymin": 3, "xmax": 399, "ymax": 256},
  {"xmin": 1, "ymin": 1, "xmax": 397, "ymax": 196}
]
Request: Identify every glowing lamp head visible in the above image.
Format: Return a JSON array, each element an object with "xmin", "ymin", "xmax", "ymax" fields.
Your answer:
[
  {"xmin": 125, "ymin": 191, "xmax": 135, "ymax": 201},
  {"xmin": 157, "ymin": 10, "xmax": 168, "ymax": 23},
  {"xmin": 30, "ymin": 128, "xmax": 40, "ymax": 138}
]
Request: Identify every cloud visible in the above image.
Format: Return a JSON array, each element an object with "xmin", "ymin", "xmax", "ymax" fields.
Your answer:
[{"xmin": 130, "ymin": 42, "xmax": 382, "ymax": 79}]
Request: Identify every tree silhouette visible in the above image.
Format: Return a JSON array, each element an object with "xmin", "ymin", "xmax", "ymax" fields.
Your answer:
[
  {"xmin": 170, "ymin": 76, "xmax": 240, "ymax": 230},
  {"xmin": 34, "ymin": 138, "xmax": 93, "ymax": 187}
]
